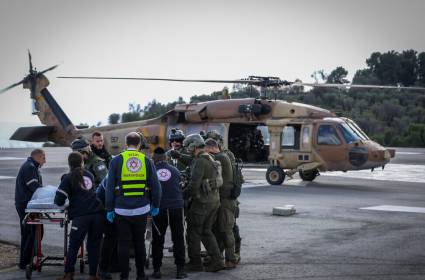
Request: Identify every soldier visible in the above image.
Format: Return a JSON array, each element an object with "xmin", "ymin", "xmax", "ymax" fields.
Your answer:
[
  {"xmin": 183, "ymin": 134, "xmax": 224, "ymax": 272},
  {"xmin": 71, "ymin": 138, "xmax": 108, "ymax": 186},
  {"xmin": 166, "ymin": 128, "xmax": 193, "ymax": 172},
  {"xmin": 90, "ymin": 131, "xmax": 112, "ymax": 167},
  {"xmin": 206, "ymin": 130, "xmax": 243, "ymax": 263},
  {"xmin": 204, "ymin": 138, "xmax": 238, "ymax": 269}
]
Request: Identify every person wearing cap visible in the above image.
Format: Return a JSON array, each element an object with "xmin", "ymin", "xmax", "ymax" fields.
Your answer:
[
  {"xmin": 183, "ymin": 134, "xmax": 224, "ymax": 273},
  {"xmin": 151, "ymin": 147, "xmax": 187, "ymax": 279},
  {"xmin": 71, "ymin": 138, "xmax": 108, "ymax": 186},
  {"xmin": 105, "ymin": 132, "xmax": 162, "ymax": 280}
]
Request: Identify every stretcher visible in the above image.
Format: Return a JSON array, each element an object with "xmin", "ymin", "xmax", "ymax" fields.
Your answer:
[
  {"xmin": 23, "ymin": 186, "xmax": 84, "ymax": 279},
  {"xmin": 23, "ymin": 208, "xmax": 85, "ymax": 279}
]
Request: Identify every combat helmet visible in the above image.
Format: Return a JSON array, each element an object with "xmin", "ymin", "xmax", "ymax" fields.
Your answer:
[
  {"xmin": 206, "ymin": 130, "xmax": 223, "ymax": 145},
  {"xmin": 183, "ymin": 133, "xmax": 205, "ymax": 153},
  {"xmin": 70, "ymin": 138, "xmax": 91, "ymax": 154},
  {"xmin": 169, "ymin": 128, "xmax": 185, "ymax": 143}
]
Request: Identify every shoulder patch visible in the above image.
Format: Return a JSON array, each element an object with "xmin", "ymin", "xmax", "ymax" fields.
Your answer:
[
  {"xmin": 82, "ymin": 175, "xmax": 93, "ymax": 190},
  {"xmin": 157, "ymin": 168, "xmax": 172, "ymax": 182}
]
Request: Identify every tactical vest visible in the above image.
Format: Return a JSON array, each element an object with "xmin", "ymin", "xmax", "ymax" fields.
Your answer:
[{"xmin": 120, "ymin": 150, "xmax": 147, "ymax": 197}]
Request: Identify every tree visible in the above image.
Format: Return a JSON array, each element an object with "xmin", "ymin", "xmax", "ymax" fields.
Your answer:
[
  {"xmin": 108, "ymin": 113, "xmax": 120, "ymax": 124},
  {"xmin": 326, "ymin": 66, "xmax": 349, "ymax": 84},
  {"xmin": 121, "ymin": 103, "xmax": 143, "ymax": 123}
]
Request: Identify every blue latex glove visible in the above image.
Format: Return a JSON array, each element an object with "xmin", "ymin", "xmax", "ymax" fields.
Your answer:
[
  {"xmin": 150, "ymin": 207, "xmax": 159, "ymax": 217},
  {"xmin": 106, "ymin": 211, "xmax": 115, "ymax": 223}
]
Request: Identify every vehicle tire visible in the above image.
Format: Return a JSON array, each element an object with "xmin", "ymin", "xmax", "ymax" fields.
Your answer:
[
  {"xmin": 80, "ymin": 259, "xmax": 84, "ymax": 273},
  {"xmin": 25, "ymin": 264, "xmax": 32, "ymax": 279},
  {"xmin": 299, "ymin": 169, "xmax": 318, "ymax": 181},
  {"xmin": 266, "ymin": 166, "xmax": 285, "ymax": 185}
]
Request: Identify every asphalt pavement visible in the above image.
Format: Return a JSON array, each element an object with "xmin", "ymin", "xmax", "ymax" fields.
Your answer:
[{"xmin": 1, "ymin": 147, "xmax": 425, "ymax": 279}]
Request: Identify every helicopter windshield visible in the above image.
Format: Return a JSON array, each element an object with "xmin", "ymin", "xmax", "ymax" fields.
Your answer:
[
  {"xmin": 345, "ymin": 119, "xmax": 370, "ymax": 140},
  {"xmin": 337, "ymin": 123, "xmax": 361, "ymax": 144}
]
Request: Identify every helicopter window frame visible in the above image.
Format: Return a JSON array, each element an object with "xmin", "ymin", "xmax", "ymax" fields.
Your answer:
[
  {"xmin": 346, "ymin": 120, "xmax": 370, "ymax": 140},
  {"xmin": 302, "ymin": 126, "xmax": 310, "ymax": 148},
  {"xmin": 281, "ymin": 125, "xmax": 301, "ymax": 150},
  {"xmin": 317, "ymin": 124, "xmax": 342, "ymax": 146},
  {"xmin": 337, "ymin": 123, "xmax": 361, "ymax": 144}
]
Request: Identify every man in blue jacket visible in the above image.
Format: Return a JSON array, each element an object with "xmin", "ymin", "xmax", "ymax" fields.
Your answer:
[
  {"xmin": 151, "ymin": 147, "xmax": 187, "ymax": 279},
  {"xmin": 106, "ymin": 132, "xmax": 161, "ymax": 280},
  {"xmin": 15, "ymin": 148, "xmax": 45, "ymax": 270}
]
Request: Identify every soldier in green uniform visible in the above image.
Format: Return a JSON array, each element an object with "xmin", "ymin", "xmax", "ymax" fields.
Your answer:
[
  {"xmin": 205, "ymin": 130, "xmax": 243, "ymax": 263},
  {"xmin": 166, "ymin": 128, "xmax": 193, "ymax": 172},
  {"xmin": 71, "ymin": 138, "xmax": 108, "ymax": 186},
  {"xmin": 205, "ymin": 138, "xmax": 238, "ymax": 269},
  {"xmin": 183, "ymin": 134, "xmax": 225, "ymax": 272}
]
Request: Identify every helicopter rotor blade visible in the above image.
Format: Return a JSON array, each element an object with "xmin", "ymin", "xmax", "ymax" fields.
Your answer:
[
  {"xmin": 293, "ymin": 82, "xmax": 425, "ymax": 91},
  {"xmin": 39, "ymin": 64, "xmax": 59, "ymax": 75},
  {"xmin": 28, "ymin": 50, "xmax": 33, "ymax": 73},
  {"xmin": 0, "ymin": 78, "xmax": 26, "ymax": 94},
  {"xmin": 57, "ymin": 76, "xmax": 261, "ymax": 85}
]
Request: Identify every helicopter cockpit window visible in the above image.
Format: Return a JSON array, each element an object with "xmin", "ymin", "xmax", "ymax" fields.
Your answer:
[
  {"xmin": 317, "ymin": 125, "xmax": 341, "ymax": 145},
  {"xmin": 337, "ymin": 123, "xmax": 361, "ymax": 144},
  {"xmin": 346, "ymin": 120, "xmax": 369, "ymax": 140},
  {"xmin": 281, "ymin": 125, "xmax": 300, "ymax": 149}
]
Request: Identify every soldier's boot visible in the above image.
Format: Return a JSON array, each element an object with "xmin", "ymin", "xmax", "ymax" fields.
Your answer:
[
  {"xmin": 225, "ymin": 260, "xmax": 238, "ymax": 270},
  {"xmin": 151, "ymin": 268, "xmax": 161, "ymax": 279},
  {"xmin": 176, "ymin": 265, "xmax": 188, "ymax": 279},
  {"xmin": 202, "ymin": 255, "xmax": 212, "ymax": 266},
  {"xmin": 186, "ymin": 259, "xmax": 204, "ymax": 272},
  {"xmin": 58, "ymin": 272, "xmax": 74, "ymax": 280},
  {"xmin": 204, "ymin": 258, "xmax": 225, "ymax": 272}
]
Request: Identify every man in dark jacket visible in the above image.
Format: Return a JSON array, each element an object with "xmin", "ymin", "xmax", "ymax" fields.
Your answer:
[
  {"xmin": 106, "ymin": 132, "xmax": 162, "ymax": 280},
  {"xmin": 151, "ymin": 147, "xmax": 187, "ymax": 279},
  {"xmin": 15, "ymin": 148, "xmax": 45, "ymax": 270},
  {"xmin": 91, "ymin": 131, "xmax": 112, "ymax": 168}
]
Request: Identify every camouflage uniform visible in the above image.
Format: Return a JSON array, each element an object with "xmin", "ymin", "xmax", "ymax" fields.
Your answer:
[
  {"xmin": 213, "ymin": 151, "xmax": 237, "ymax": 264},
  {"xmin": 84, "ymin": 154, "xmax": 108, "ymax": 186},
  {"xmin": 166, "ymin": 147, "xmax": 193, "ymax": 172},
  {"xmin": 205, "ymin": 131, "xmax": 243, "ymax": 260},
  {"xmin": 186, "ymin": 151, "xmax": 223, "ymax": 272}
]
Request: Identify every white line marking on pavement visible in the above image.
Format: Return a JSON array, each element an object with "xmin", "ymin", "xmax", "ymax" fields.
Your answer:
[
  {"xmin": 0, "ymin": 175, "xmax": 15, "ymax": 180},
  {"xmin": 360, "ymin": 205, "xmax": 425, "ymax": 214},
  {"xmin": 0, "ymin": 157, "xmax": 25, "ymax": 161},
  {"xmin": 396, "ymin": 152, "xmax": 424, "ymax": 155}
]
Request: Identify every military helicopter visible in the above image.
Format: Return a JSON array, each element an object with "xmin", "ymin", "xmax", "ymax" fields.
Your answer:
[{"xmin": 2, "ymin": 53, "xmax": 425, "ymax": 185}]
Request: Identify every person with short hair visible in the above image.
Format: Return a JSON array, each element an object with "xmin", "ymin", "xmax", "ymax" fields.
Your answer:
[
  {"xmin": 15, "ymin": 148, "xmax": 46, "ymax": 270},
  {"xmin": 106, "ymin": 132, "xmax": 162, "ymax": 280},
  {"xmin": 151, "ymin": 147, "xmax": 187, "ymax": 279},
  {"xmin": 91, "ymin": 131, "xmax": 112, "ymax": 167},
  {"xmin": 55, "ymin": 152, "xmax": 104, "ymax": 280}
]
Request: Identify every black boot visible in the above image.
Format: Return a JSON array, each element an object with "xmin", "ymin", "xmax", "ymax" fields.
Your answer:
[
  {"xmin": 176, "ymin": 265, "xmax": 188, "ymax": 279},
  {"xmin": 151, "ymin": 269, "xmax": 161, "ymax": 279}
]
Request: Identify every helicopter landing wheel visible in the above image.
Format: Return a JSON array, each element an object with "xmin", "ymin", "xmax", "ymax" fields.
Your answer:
[
  {"xmin": 266, "ymin": 166, "xmax": 285, "ymax": 185},
  {"xmin": 299, "ymin": 169, "xmax": 318, "ymax": 181}
]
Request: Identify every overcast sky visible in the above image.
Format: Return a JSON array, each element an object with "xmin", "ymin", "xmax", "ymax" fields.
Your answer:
[{"xmin": 0, "ymin": 0, "xmax": 424, "ymax": 128}]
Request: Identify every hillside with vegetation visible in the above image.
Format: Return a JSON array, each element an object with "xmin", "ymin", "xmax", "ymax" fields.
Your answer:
[{"xmin": 108, "ymin": 50, "xmax": 425, "ymax": 147}]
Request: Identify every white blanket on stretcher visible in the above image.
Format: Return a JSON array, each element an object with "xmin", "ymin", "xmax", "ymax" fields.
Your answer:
[{"xmin": 27, "ymin": 185, "xmax": 68, "ymax": 209}]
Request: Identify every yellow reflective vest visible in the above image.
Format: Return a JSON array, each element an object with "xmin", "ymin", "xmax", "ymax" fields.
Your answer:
[{"xmin": 120, "ymin": 150, "xmax": 147, "ymax": 197}]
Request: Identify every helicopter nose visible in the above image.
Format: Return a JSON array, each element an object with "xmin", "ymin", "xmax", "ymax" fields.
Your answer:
[{"xmin": 368, "ymin": 149, "xmax": 392, "ymax": 163}]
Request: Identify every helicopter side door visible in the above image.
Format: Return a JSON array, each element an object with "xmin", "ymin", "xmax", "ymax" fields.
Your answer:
[
  {"xmin": 278, "ymin": 124, "xmax": 313, "ymax": 169},
  {"xmin": 314, "ymin": 123, "xmax": 347, "ymax": 171}
]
